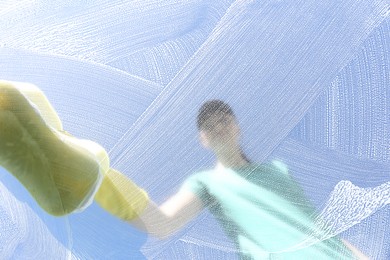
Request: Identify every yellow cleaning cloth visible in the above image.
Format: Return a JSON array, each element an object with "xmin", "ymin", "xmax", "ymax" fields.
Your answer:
[{"xmin": 95, "ymin": 168, "xmax": 149, "ymax": 221}]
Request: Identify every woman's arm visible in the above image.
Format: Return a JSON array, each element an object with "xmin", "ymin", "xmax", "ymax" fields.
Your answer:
[{"xmin": 130, "ymin": 189, "xmax": 204, "ymax": 239}]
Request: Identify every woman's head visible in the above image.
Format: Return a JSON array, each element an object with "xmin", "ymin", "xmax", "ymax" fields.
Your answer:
[
  {"xmin": 197, "ymin": 100, "xmax": 240, "ymax": 151},
  {"xmin": 197, "ymin": 100, "xmax": 235, "ymax": 130}
]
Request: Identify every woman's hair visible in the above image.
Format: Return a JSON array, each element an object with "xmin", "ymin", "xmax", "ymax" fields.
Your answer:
[
  {"xmin": 197, "ymin": 100, "xmax": 251, "ymax": 163},
  {"xmin": 196, "ymin": 99, "xmax": 235, "ymax": 129}
]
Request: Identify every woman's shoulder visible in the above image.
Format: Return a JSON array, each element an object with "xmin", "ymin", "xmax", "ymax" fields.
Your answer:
[
  {"xmin": 248, "ymin": 160, "xmax": 289, "ymax": 175},
  {"xmin": 184, "ymin": 168, "xmax": 214, "ymax": 184}
]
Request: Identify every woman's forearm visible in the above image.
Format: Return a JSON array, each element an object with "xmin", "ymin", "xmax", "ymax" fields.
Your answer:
[
  {"xmin": 130, "ymin": 191, "xmax": 204, "ymax": 239},
  {"xmin": 130, "ymin": 201, "xmax": 184, "ymax": 239}
]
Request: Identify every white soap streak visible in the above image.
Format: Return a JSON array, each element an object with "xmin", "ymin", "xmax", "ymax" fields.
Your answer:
[
  {"xmin": 277, "ymin": 181, "xmax": 390, "ymax": 253},
  {"xmin": 107, "ymin": 1, "xmax": 389, "ymax": 258},
  {"xmin": 316, "ymin": 181, "xmax": 389, "ymax": 237},
  {"xmin": 143, "ymin": 137, "xmax": 390, "ymax": 257},
  {"xmin": 3, "ymin": 0, "xmax": 191, "ymax": 59},
  {"xmin": 0, "ymin": 0, "xmax": 35, "ymax": 16},
  {"xmin": 269, "ymin": 138, "xmax": 390, "ymax": 255},
  {"xmin": 141, "ymin": 211, "xmax": 238, "ymax": 259},
  {"xmin": 0, "ymin": 182, "xmax": 78, "ymax": 259},
  {"xmin": 272, "ymin": 138, "xmax": 389, "ymax": 193},
  {"xmin": 109, "ymin": 0, "xmax": 388, "ymax": 200},
  {"xmin": 0, "ymin": 1, "xmax": 389, "ymax": 259},
  {"xmin": 179, "ymin": 215, "xmax": 238, "ymax": 254},
  {"xmin": 151, "ymin": 240, "xmax": 239, "ymax": 260},
  {"xmin": 290, "ymin": 18, "xmax": 390, "ymax": 162},
  {"xmin": 0, "ymin": 48, "xmax": 162, "ymax": 258},
  {"xmin": 1, "ymin": 0, "xmax": 234, "ymax": 85},
  {"xmin": 0, "ymin": 47, "xmax": 162, "ymax": 150},
  {"xmin": 107, "ymin": 1, "xmax": 235, "ymax": 86}
]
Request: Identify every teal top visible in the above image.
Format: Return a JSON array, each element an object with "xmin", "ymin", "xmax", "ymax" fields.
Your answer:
[{"xmin": 181, "ymin": 161, "xmax": 352, "ymax": 259}]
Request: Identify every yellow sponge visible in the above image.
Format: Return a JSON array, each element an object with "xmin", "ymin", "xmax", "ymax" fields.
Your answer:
[
  {"xmin": 7, "ymin": 81, "xmax": 64, "ymax": 131},
  {"xmin": 0, "ymin": 80, "xmax": 149, "ymax": 220},
  {"xmin": 0, "ymin": 81, "xmax": 101, "ymax": 216}
]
